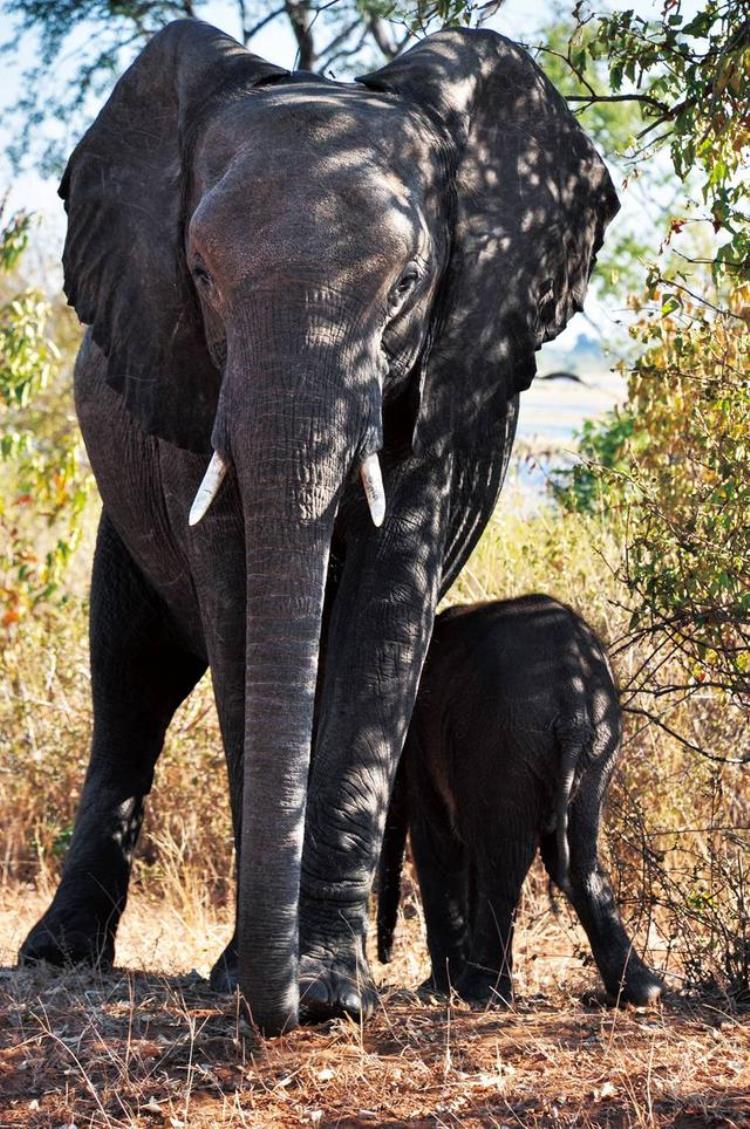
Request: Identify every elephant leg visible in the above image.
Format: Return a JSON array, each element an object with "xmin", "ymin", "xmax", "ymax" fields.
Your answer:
[
  {"xmin": 19, "ymin": 513, "xmax": 206, "ymax": 970},
  {"xmin": 457, "ymin": 836, "xmax": 536, "ymax": 1007},
  {"xmin": 410, "ymin": 814, "xmax": 468, "ymax": 994},
  {"xmin": 298, "ymin": 459, "xmax": 451, "ymax": 1022},
  {"xmin": 544, "ymin": 806, "xmax": 663, "ymax": 1005}
]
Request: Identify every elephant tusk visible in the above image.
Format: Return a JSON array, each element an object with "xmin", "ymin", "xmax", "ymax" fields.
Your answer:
[
  {"xmin": 189, "ymin": 451, "xmax": 228, "ymax": 526},
  {"xmin": 360, "ymin": 452, "xmax": 386, "ymax": 528}
]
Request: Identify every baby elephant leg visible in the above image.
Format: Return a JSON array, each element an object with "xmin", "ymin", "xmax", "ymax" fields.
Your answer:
[
  {"xmin": 544, "ymin": 803, "xmax": 663, "ymax": 1005},
  {"xmin": 457, "ymin": 837, "xmax": 536, "ymax": 1006},
  {"xmin": 410, "ymin": 816, "xmax": 468, "ymax": 994}
]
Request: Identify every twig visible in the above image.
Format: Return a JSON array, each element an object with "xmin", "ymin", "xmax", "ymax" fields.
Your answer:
[{"xmin": 624, "ymin": 705, "xmax": 750, "ymax": 764}]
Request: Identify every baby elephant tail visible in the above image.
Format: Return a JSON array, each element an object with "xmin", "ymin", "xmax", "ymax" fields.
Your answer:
[
  {"xmin": 552, "ymin": 719, "xmax": 594, "ymax": 895},
  {"xmin": 376, "ymin": 760, "xmax": 409, "ymax": 964}
]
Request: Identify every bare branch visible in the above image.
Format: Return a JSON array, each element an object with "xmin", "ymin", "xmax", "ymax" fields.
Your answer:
[
  {"xmin": 242, "ymin": 4, "xmax": 287, "ymax": 44},
  {"xmin": 367, "ymin": 16, "xmax": 397, "ymax": 58},
  {"xmin": 567, "ymin": 92, "xmax": 670, "ymax": 112},
  {"xmin": 318, "ymin": 17, "xmax": 361, "ymax": 66},
  {"xmin": 623, "ymin": 706, "xmax": 750, "ymax": 765},
  {"xmin": 651, "ymin": 275, "xmax": 748, "ymax": 321}
]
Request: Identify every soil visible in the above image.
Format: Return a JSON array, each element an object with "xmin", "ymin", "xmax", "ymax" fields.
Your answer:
[{"xmin": 1, "ymin": 890, "xmax": 748, "ymax": 1128}]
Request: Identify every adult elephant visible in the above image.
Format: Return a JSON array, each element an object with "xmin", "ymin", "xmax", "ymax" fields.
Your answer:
[{"xmin": 19, "ymin": 19, "xmax": 619, "ymax": 1035}]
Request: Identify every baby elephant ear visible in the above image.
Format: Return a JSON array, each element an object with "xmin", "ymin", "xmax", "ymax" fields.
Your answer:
[
  {"xmin": 360, "ymin": 29, "xmax": 620, "ymax": 455},
  {"xmin": 60, "ymin": 20, "xmax": 287, "ymax": 453}
]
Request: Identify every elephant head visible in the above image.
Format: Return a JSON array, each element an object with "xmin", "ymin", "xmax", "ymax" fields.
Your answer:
[{"xmin": 59, "ymin": 19, "xmax": 618, "ymax": 1033}]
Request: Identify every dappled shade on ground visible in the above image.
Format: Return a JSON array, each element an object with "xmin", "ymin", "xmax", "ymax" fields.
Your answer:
[{"xmin": 1, "ymin": 891, "xmax": 748, "ymax": 1128}]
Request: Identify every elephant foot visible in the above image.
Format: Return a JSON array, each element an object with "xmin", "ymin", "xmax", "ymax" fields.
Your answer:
[
  {"xmin": 416, "ymin": 974, "xmax": 450, "ymax": 1000},
  {"xmin": 209, "ymin": 936, "xmax": 239, "ymax": 993},
  {"xmin": 19, "ymin": 905, "xmax": 115, "ymax": 971},
  {"xmin": 298, "ymin": 953, "xmax": 379, "ymax": 1024},
  {"xmin": 455, "ymin": 966, "xmax": 513, "ymax": 1008},
  {"xmin": 209, "ymin": 939, "xmax": 381, "ymax": 1024},
  {"xmin": 608, "ymin": 963, "xmax": 663, "ymax": 1007}
]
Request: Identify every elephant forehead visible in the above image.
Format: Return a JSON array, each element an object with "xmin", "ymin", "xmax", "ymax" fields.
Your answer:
[
  {"xmin": 195, "ymin": 87, "xmax": 438, "ymax": 195},
  {"xmin": 190, "ymin": 142, "xmax": 432, "ymax": 288}
]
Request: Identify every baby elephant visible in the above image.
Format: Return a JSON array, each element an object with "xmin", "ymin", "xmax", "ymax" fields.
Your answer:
[{"xmin": 378, "ymin": 594, "xmax": 662, "ymax": 1007}]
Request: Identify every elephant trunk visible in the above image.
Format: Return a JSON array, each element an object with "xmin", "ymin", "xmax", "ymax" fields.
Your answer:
[
  {"xmin": 238, "ymin": 481, "xmax": 335, "ymax": 1035},
  {"xmin": 223, "ymin": 304, "xmax": 380, "ymax": 1035}
]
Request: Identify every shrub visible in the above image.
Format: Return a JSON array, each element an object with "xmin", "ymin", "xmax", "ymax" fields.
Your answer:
[
  {"xmin": 0, "ymin": 206, "xmax": 89, "ymax": 633},
  {"xmin": 553, "ymin": 282, "xmax": 749, "ymax": 735}
]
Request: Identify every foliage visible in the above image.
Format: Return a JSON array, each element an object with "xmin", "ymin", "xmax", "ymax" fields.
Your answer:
[
  {"xmin": 546, "ymin": 1, "xmax": 748, "ymax": 767},
  {"xmin": 589, "ymin": 0, "xmax": 749, "ymax": 278},
  {"xmin": 553, "ymin": 280, "xmax": 749, "ymax": 752},
  {"xmin": 621, "ymin": 282, "xmax": 749, "ymax": 701},
  {"xmin": 0, "ymin": 205, "xmax": 89, "ymax": 633},
  {"xmin": 550, "ymin": 406, "xmax": 637, "ymax": 513},
  {"xmin": 553, "ymin": 0, "xmax": 749, "ymax": 279},
  {"xmin": 0, "ymin": 0, "xmax": 497, "ymax": 174}
]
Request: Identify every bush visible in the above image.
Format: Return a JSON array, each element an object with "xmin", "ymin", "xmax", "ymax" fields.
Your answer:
[
  {"xmin": 0, "ymin": 206, "xmax": 89, "ymax": 632},
  {"xmin": 553, "ymin": 282, "xmax": 749, "ymax": 740},
  {"xmin": 0, "ymin": 589, "xmax": 232, "ymax": 906}
]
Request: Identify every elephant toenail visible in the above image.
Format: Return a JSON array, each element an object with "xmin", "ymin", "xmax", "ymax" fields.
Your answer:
[{"xmin": 340, "ymin": 988, "xmax": 362, "ymax": 1015}]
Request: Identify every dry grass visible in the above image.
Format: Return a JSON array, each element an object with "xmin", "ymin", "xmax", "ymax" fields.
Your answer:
[{"xmin": 2, "ymin": 888, "xmax": 749, "ymax": 1129}]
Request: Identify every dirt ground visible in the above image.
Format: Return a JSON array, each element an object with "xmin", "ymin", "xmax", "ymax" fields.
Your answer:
[{"xmin": 1, "ymin": 889, "xmax": 748, "ymax": 1128}]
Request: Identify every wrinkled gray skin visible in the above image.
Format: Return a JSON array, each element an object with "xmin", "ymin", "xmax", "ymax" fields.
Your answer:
[
  {"xmin": 18, "ymin": 20, "xmax": 619, "ymax": 1034},
  {"xmin": 377, "ymin": 595, "xmax": 663, "ymax": 1007}
]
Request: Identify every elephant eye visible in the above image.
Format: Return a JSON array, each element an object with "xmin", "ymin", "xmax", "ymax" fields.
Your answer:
[
  {"xmin": 192, "ymin": 259, "xmax": 213, "ymax": 288},
  {"xmin": 388, "ymin": 264, "xmax": 420, "ymax": 313}
]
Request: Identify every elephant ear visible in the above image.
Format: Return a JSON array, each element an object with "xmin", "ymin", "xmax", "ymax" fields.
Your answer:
[
  {"xmin": 360, "ymin": 29, "xmax": 619, "ymax": 454},
  {"xmin": 60, "ymin": 20, "xmax": 287, "ymax": 453}
]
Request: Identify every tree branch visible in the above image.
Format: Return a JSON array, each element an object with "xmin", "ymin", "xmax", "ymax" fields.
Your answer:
[
  {"xmin": 367, "ymin": 16, "xmax": 397, "ymax": 58},
  {"xmin": 318, "ymin": 17, "xmax": 361, "ymax": 66},
  {"xmin": 325, "ymin": 27, "xmax": 370, "ymax": 71},
  {"xmin": 652, "ymin": 275, "xmax": 748, "ymax": 321},
  {"xmin": 242, "ymin": 4, "xmax": 287, "ymax": 44},
  {"xmin": 623, "ymin": 705, "xmax": 750, "ymax": 765},
  {"xmin": 566, "ymin": 92, "xmax": 670, "ymax": 112},
  {"xmin": 285, "ymin": 0, "xmax": 316, "ymax": 70}
]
